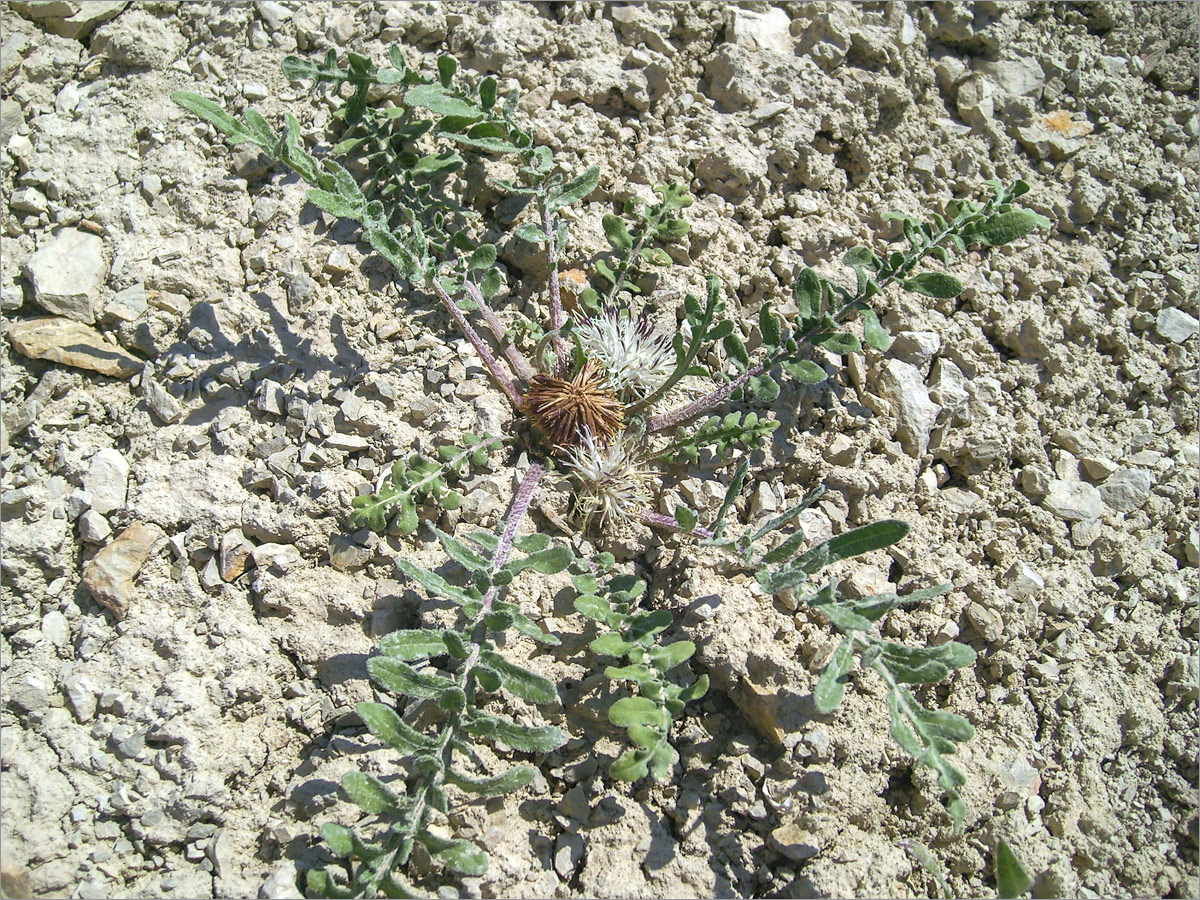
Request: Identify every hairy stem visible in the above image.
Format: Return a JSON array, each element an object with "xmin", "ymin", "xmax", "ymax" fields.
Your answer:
[
  {"xmin": 639, "ymin": 509, "xmax": 715, "ymax": 540},
  {"xmin": 540, "ymin": 204, "xmax": 569, "ymax": 376},
  {"xmin": 430, "ymin": 278, "xmax": 522, "ymax": 409},
  {"xmin": 464, "ymin": 279, "xmax": 536, "ymax": 384}
]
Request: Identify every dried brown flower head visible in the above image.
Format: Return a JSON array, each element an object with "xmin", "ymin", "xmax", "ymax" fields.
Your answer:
[{"xmin": 522, "ymin": 361, "xmax": 624, "ymax": 450}]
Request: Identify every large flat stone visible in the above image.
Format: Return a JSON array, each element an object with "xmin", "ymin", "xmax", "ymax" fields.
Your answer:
[
  {"xmin": 82, "ymin": 522, "xmax": 164, "ymax": 620},
  {"xmin": 22, "ymin": 229, "xmax": 107, "ymax": 323},
  {"xmin": 1042, "ymin": 479, "xmax": 1104, "ymax": 521},
  {"xmin": 7, "ymin": 317, "xmax": 141, "ymax": 378}
]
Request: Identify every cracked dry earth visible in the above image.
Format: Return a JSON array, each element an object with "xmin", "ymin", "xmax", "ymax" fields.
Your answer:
[{"xmin": 1, "ymin": 2, "xmax": 1198, "ymax": 899}]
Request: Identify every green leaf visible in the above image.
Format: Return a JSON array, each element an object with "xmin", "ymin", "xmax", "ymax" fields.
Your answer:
[
  {"xmin": 450, "ymin": 132, "xmax": 520, "ymax": 154},
  {"xmin": 467, "ymin": 243, "xmax": 498, "ymax": 271},
  {"xmin": 465, "ymin": 713, "xmax": 567, "ymax": 752},
  {"xmin": 446, "ymin": 765, "xmax": 536, "ymax": 798},
  {"xmin": 640, "ymin": 247, "xmax": 672, "ymax": 266},
  {"xmin": 938, "ymin": 640, "xmax": 977, "ymax": 670},
  {"xmin": 591, "ymin": 632, "xmax": 634, "ymax": 656},
  {"xmin": 438, "ymin": 686, "xmax": 466, "ymax": 713},
  {"xmin": 646, "ymin": 640, "xmax": 696, "ymax": 670},
  {"xmin": 960, "ymin": 209, "xmax": 1050, "ymax": 247},
  {"xmin": 171, "ymin": 91, "xmax": 257, "ymax": 144},
  {"xmin": 575, "ymin": 594, "xmax": 614, "ymax": 622},
  {"xmin": 759, "ymin": 303, "xmax": 782, "ymax": 346},
  {"xmin": 822, "ymin": 603, "xmax": 874, "ymax": 633},
  {"xmin": 479, "ymin": 650, "xmax": 557, "ymax": 703},
  {"xmin": 903, "ymin": 272, "xmax": 963, "ymax": 299},
  {"xmin": 433, "ymin": 528, "xmax": 490, "ymax": 573},
  {"xmin": 842, "ymin": 246, "xmax": 883, "ymax": 272},
  {"xmin": 418, "ymin": 834, "xmax": 488, "ymax": 876},
  {"xmin": 479, "ymin": 75, "xmax": 498, "ymax": 110},
  {"xmin": 513, "ymin": 533, "xmax": 551, "ymax": 552},
  {"xmin": 604, "ymin": 663, "xmax": 654, "ymax": 684},
  {"xmin": 357, "ymin": 701, "xmax": 435, "ymax": 752},
  {"xmin": 781, "ymin": 359, "xmax": 828, "ymax": 383},
  {"xmin": 627, "ymin": 609, "xmax": 672, "ymax": 642},
  {"xmin": 813, "ymin": 331, "xmax": 862, "ymax": 354},
  {"xmin": 404, "ymin": 84, "xmax": 481, "ymax": 119},
  {"xmin": 514, "ymin": 223, "xmax": 547, "ymax": 244},
  {"xmin": 609, "ymin": 696, "xmax": 664, "ymax": 728},
  {"xmin": 647, "ymin": 742, "xmax": 678, "ymax": 780},
  {"xmin": 376, "ymin": 628, "xmax": 448, "ymax": 662},
  {"xmin": 436, "ymin": 54, "xmax": 457, "ymax": 87},
  {"xmin": 307, "ymin": 187, "xmax": 362, "ymax": 220},
  {"xmin": 367, "ymin": 657, "xmax": 452, "ymax": 699},
  {"xmin": 474, "ymin": 666, "xmax": 501, "ymax": 692},
  {"xmin": 793, "ymin": 269, "xmax": 823, "ymax": 321},
  {"xmin": 611, "ymin": 748, "xmax": 650, "ymax": 782},
  {"xmin": 547, "ymin": 165, "xmax": 600, "ymax": 211},
  {"xmin": 396, "ymin": 558, "xmax": 475, "ymax": 605},
  {"xmin": 603, "ymin": 214, "xmax": 633, "ymax": 251},
  {"xmin": 860, "ymin": 307, "xmax": 892, "ymax": 351},
  {"xmin": 321, "ymin": 822, "xmax": 356, "ymax": 858},
  {"xmin": 723, "ymin": 333, "xmax": 749, "ymax": 369},
  {"xmin": 674, "ymin": 505, "xmax": 698, "ymax": 532},
  {"xmin": 657, "ymin": 217, "xmax": 690, "ymax": 240},
  {"xmin": 996, "ymin": 841, "xmax": 1033, "ymax": 899},
  {"xmin": 792, "ymin": 520, "xmax": 910, "ymax": 574},
  {"xmin": 341, "ymin": 771, "xmax": 399, "ymax": 814},
  {"xmin": 913, "ymin": 706, "xmax": 975, "ymax": 744},
  {"xmin": 749, "ymin": 373, "xmax": 780, "ymax": 401},
  {"xmin": 678, "ymin": 674, "xmax": 709, "ymax": 702},
  {"xmin": 814, "ymin": 639, "xmax": 854, "ymax": 713},
  {"xmin": 443, "ymin": 631, "xmax": 468, "ymax": 659},
  {"xmin": 508, "ymin": 545, "xmax": 572, "ymax": 575}
]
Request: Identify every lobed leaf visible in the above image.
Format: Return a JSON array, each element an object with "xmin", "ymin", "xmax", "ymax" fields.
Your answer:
[
  {"xmin": 170, "ymin": 92, "xmax": 256, "ymax": 144},
  {"xmin": 609, "ymin": 696, "xmax": 664, "ymax": 729},
  {"xmin": 547, "ymin": 165, "xmax": 600, "ymax": 211},
  {"xmin": 611, "ymin": 748, "xmax": 650, "ymax": 781},
  {"xmin": 465, "ymin": 713, "xmax": 567, "ymax": 753},
  {"xmin": 404, "ymin": 84, "xmax": 481, "ymax": 118},
  {"xmin": 446, "ymin": 765, "xmax": 536, "ymax": 798}
]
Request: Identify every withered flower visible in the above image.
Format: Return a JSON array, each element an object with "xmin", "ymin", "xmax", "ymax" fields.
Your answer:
[{"xmin": 522, "ymin": 361, "xmax": 624, "ymax": 450}]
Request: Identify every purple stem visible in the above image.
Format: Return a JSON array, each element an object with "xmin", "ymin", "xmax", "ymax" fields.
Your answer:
[
  {"xmin": 431, "ymin": 278, "xmax": 522, "ymax": 410},
  {"xmin": 542, "ymin": 204, "xmax": 569, "ymax": 376},
  {"xmin": 464, "ymin": 279, "xmax": 535, "ymax": 384},
  {"xmin": 639, "ymin": 509, "xmax": 715, "ymax": 540},
  {"xmin": 647, "ymin": 356, "xmax": 774, "ymax": 433}
]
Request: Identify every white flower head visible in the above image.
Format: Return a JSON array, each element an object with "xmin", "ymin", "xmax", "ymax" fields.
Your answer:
[
  {"xmin": 574, "ymin": 306, "xmax": 674, "ymax": 400},
  {"xmin": 563, "ymin": 429, "xmax": 656, "ymax": 528}
]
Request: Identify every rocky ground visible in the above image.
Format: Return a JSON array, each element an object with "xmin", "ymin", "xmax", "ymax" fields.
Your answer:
[{"xmin": 1, "ymin": 2, "xmax": 1198, "ymax": 898}]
